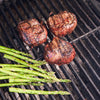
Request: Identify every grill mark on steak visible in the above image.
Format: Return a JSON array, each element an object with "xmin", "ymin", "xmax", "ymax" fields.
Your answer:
[
  {"xmin": 44, "ymin": 37, "xmax": 75, "ymax": 65},
  {"xmin": 59, "ymin": 39, "xmax": 72, "ymax": 56},
  {"xmin": 55, "ymin": 37, "xmax": 64, "ymax": 57},
  {"xmin": 47, "ymin": 11, "xmax": 77, "ymax": 37},
  {"xmin": 58, "ymin": 39, "xmax": 67, "ymax": 56},
  {"xmin": 22, "ymin": 31, "xmax": 32, "ymax": 45},
  {"xmin": 19, "ymin": 23, "xmax": 32, "ymax": 45},
  {"xmin": 18, "ymin": 18, "xmax": 48, "ymax": 47}
]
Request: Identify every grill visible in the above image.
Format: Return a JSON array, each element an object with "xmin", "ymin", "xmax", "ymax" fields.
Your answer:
[{"xmin": 0, "ymin": 0, "xmax": 100, "ymax": 100}]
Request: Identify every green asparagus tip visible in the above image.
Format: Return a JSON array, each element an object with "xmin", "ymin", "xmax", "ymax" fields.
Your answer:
[{"xmin": 59, "ymin": 79, "xmax": 71, "ymax": 83}]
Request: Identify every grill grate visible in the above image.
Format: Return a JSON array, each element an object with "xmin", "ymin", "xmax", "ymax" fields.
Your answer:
[{"xmin": 0, "ymin": 0, "xmax": 100, "ymax": 100}]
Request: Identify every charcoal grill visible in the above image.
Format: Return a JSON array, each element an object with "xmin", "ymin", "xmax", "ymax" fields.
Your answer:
[{"xmin": 0, "ymin": 0, "xmax": 100, "ymax": 100}]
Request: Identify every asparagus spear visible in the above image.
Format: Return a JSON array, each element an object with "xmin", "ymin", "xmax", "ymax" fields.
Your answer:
[
  {"xmin": 0, "ymin": 47, "xmax": 46, "ymax": 64},
  {"xmin": 0, "ymin": 68, "xmax": 55, "ymax": 83},
  {"xmin": 0, "ymin": 82, "xmax": 43, "ymax": 87},
  {"xmin": 9, "ymin": 78, "xmax": 71, "ymax": 83},
  {"xmin": 0, "ymin": 76, "xmax": 13, "ymax": 80},
  {"xmin": 9, "ymin": 87, "xmax": 70, "ymax": 95},
  {"xmin": 4, "ymin": 54, "xmax": 47, "ymax": 74},
  {"xmin": 3, "ymin": 67, "xmax": 71, "ymax": 83},
  {"xmin": 0, "ymin": 45, "xmax": 32, "ymax": 57},
  {"xmin": 0, "ymin": 72, "xmax": 7, "ymax": 76},
  {"xmin": 1, "ymin": 63, "xmax": 55, "ymax": 77},
  {"xmin": 0, "ymin": 64, "xmax": 26, "ymax": 67},
  {"xmin": 3, "ymin": 67, "xmax": 56, "ymax": 80},
  {"xmin": 9, "ymin": 78, "xmax": 54, "ymax": 83}
]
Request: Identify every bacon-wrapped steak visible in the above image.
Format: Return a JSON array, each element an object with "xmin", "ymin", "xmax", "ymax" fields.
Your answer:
[
  {"xmin": 44, "ymin": 37, "xmax": 75, "ymax": 65},
  {"xmin": 47, "ymin": 11, "xmax": 77, "ymax": 37},
  {"xmin": 17, "ymin": 19, "xmax": 48, "ymax": 47}
]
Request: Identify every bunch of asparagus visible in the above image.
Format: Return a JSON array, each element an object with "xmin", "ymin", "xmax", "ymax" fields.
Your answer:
[{"xmin": 0, "ymin": 46, "xmax": 71, "ymax": 95}]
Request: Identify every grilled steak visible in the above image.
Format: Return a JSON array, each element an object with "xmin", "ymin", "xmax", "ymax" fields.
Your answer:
[
  {"xmin": 17, "ymin": 18, "xmax": 48, "ymax": 47},
  {"xmin": 47, "ymin": 11, "xmax": 77, "ymax": 37},
  {"xmin": 44, "ymin": 37, "xmax": 75, "ymax": 65}
]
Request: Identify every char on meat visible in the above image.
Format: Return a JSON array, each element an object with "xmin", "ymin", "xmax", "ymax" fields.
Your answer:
[
  {"xmin": 17, "ymin": 18, "xmax": 48, "ymax": 47},
  {"xmin": 47, "ymin": 11, "xmax": 77, "ymax": 37},
  {"xmin": 44, "ymin": 37, "xmax": 75, "ymax": 65}
]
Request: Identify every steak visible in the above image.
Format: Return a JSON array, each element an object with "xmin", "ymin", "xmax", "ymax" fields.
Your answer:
[
  {"xmin": 47, "ymin": 11, "xmax": 77, "ymax": 37},
  {"xmin": 17, "ymin": 18, "xmax": 48, "ymax": 47},
  {"xmin": 44, "ymin": 37, "xmax": 75, "ymax": 65}
]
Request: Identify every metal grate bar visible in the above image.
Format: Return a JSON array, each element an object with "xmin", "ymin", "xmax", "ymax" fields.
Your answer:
[
  {"xmin": 41, "ymin": 0, "xmax": 51, "ymax": 13},
  {"xmin": 0, "ymin": 18, "xmax": 15, "ymax": 48},
  {"xmin": 48, "ymin": 0, "xmax": 59, "ymax": 13},
  {"xmin": 92, "ymin": 31, "xmax": 100, "ymax": 44},
  {"xmin": 34, "ymin": 86, "xmax": 47, "ymax": 100},
  {"xmin": 71, "ymin": 0, "xmax": 100, "ymax": 46},
  {"xmin": 74, "ymin": 30, "xmax": 100, "ymax": 68},
  {"xmin": 9, "ymin": 0, "xmax": 23, "ymax": 20},
  {"xmin": 64, "ymin": 0, "xmax": 91, "ymax": 32},
  {"xmin": 73, "ymin": 44, "xmax": 100, "ymax": 92},
  {"xmin": 73, "ymin": 0, "xmax": 98, "ymax": 27},
  {"xmin": 0, "ymin": 7, "xmax": 28, "ymax": 53},
  {"xmin": 24, "ymin": 85, "xmax": 38, "ymax": 100},
  {"xmin": 70, "ymin": 33, "xmax": 100, "ymax": 95},
  {"xmin": 61, "ymin": 65, "xmax": 86, "ymax": 100},
  {"xmin": 18, "ymin": 0, "xmax": 31, "ymax": 19},
  {"xmin": 15, "ymin": 86, "xmax": 27, "ymax": 100},
  {"xmin": 0, "ymin": 22, "xmax": 13, "ymax": 47},
  {"xmin": 70, "ymin": 26, "xmax": 100, "ymax": 43},
  {"xmin": 69, "ymin": 62, "xmax": 96, "ymax": 100},
  {"xmin": 64, "ymin": 0, "xmax": 100, "ymax": 44},
  {"xmin": 4, "ymin": 5, "xmax": 17, "ymax": 24},
  {"xmin": 51, "ymin": 65, "xmax": 85, "ymax": 99},
  {"xmin": 44, "ymin": 85, "xmax": 56, "ymax": 100},
  {"xmin": 86, "ymin": 0, "xmax": 100, "ymax": 18},
  {"xmin": 73, "ymin": 33, "xmax": 100, "ymax": 71},
  {"xmin": 55, "ymin": 0, "xmax": 64, "ymax": 11},
  {"xmin": 52, "ymin": 83, "xmax": 67, "ymax": 100},
  {"xmin": 25, "ymin": 0, "xmax": 40, "ymax": 21},
  {"xmin": 73, "ymin": 29, "xmax": 100, "ymax": 69},
  {"xmin": 0, "ymin": 88, "xmax": 8, "ymax": 100},
  {"xmin": 65, "ymin": 63, "xmax": 96, "ymax": 100},
  {"xmin": 32, "ymin": 0, "xmax": 48, "ymax": 20},
  {"xmin": 50, "ymin": 65, "xmax": 75, "ymax": 100},
  {"xmin": 77, "ymin": 0, "xmax": 100, "ymax": 25},
  {"xmin": 74, "ymin": 26, "xmax": 100, "ymax": 60},
  {"xmin": 72, "ymin": 58, "xmax": 100, "ymax": 99},
  {"xmin": 68, "ymin": 0, "xmax": 96, "ymax": 29},
  {"xmin": 71, "ymin": 26, "xmax": 100, "ymax": 56}
]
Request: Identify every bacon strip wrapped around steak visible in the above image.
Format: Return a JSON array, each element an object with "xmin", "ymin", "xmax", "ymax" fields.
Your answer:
[
  {"xmin": 44, "ymin": 37, "xmax": 75, "ymax": 65},
  {"xmin": 47, "ymin": 11, "xmax": 77, "ymax": 37},
  {"xmin": 17, "ymin": 19, "xmax": 48, "ymax": 47}
]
